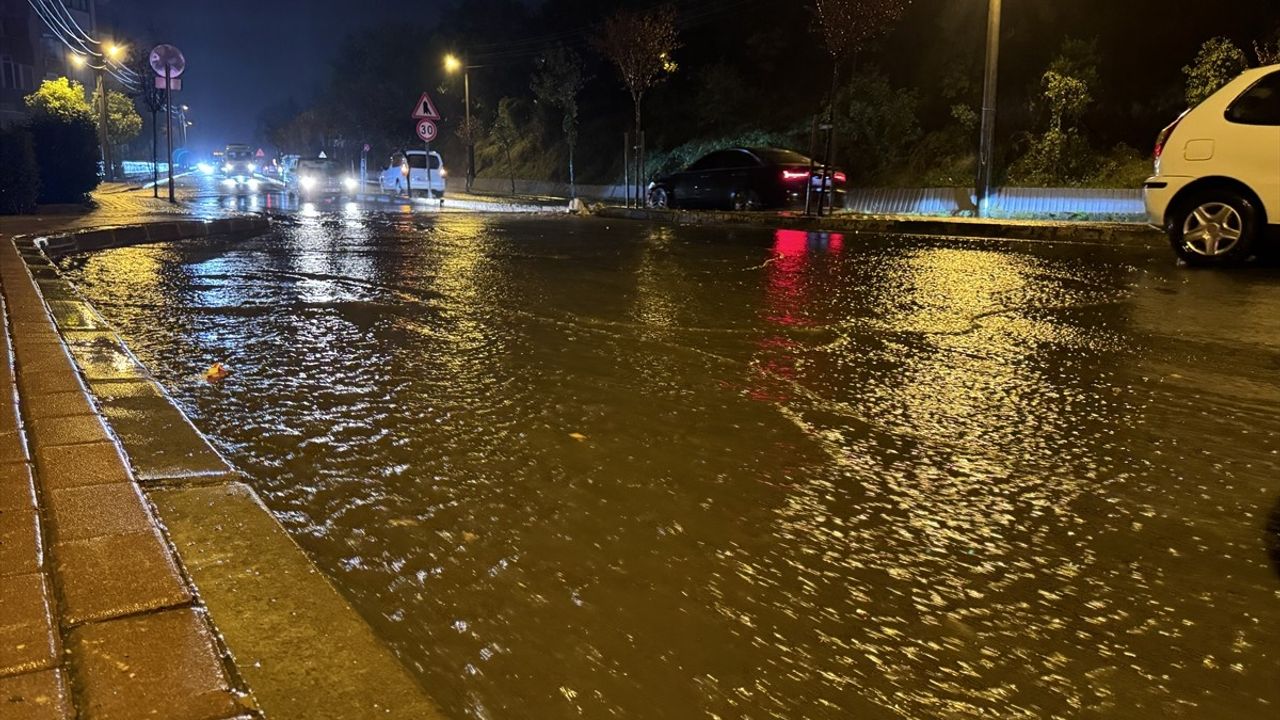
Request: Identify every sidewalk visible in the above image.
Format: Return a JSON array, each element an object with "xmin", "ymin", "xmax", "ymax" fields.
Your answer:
[
  {"xmin": 0, "ymin": 181, "xmax": 243, "ymax": 240},
  {"xmin": 1, "ymin": 238, "xmax": 250, "ymax": 719},
  {"xmin": 1, "ymin": 206, "xmax": 445, "ymax": 718}
]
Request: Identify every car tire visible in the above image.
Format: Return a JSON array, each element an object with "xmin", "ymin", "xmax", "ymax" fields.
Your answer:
[
  {"xmin": 1168, "ymin": 189, "xmax": 1258, "ymax": 266},
  {"xmin": 731, "ymin": 189, "xmax": 761, "ymax": 212},
  {"xmin": 648, "ymin": 187, "xmax": 670, "ymax": 209}
]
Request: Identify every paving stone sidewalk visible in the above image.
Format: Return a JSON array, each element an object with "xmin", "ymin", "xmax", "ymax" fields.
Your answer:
[{"xmin": 1, "ymin": 236, "xmax": 253, "ymax": 719}]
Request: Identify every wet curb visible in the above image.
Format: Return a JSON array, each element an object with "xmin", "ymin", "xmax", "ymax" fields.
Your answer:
[
  {"xmin": 594, "ymin": 207, "xmax": 1167, "ymax": 248},
  {"xmin": 4, "ymin": 228, "xmax": 447, "ymax": 718},
  {"xmin": 35, "ymin": 216, "xmax": 272, "ymax": 257}
]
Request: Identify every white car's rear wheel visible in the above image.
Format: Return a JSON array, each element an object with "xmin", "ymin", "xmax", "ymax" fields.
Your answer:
[{"xmin": 1169, "ymin": 190, "xmax": 1257, "ymax": 266}]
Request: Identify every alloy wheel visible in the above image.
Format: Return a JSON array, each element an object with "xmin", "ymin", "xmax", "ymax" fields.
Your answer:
[{"xmin": 1181, "ymin": 202, "xmax": 1244, "ymax": 257}]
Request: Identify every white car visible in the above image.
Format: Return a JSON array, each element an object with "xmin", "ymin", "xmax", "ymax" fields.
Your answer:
[
  {"xmin": 1145, "ymin": 64, "xmax": 1280, "ymax": 265},
  {"xmin": 379, "ymin": 150, "xmax": 446, "ymax": 198}
]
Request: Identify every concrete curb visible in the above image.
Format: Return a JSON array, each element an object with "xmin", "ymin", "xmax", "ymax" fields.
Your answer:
[
  {"xmin": 594, "ymin": 207, "xmax": 1167, "ymax": 248},
  {"xmin": 36, "ymin": 216, "xmax": 272, "ymax": 257}
]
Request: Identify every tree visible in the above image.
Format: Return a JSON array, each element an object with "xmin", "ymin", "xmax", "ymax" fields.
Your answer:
[
  {"xmin": 810, "ymin": 0, "xmax": 908, "ymax": 209},
  {"xmin": 490, "ymin": 97, "xmax": 520, "ymax": 195},
  {"xmin": 1008, "ymin": 42, "xmax": 1099, "ymax": 186},
  {"xmin": 531, "ymin": 46, "xmax": 587, "ymax": 198},
  {"xmin": 597, "ymin": 4, "xmax": 679, "ymax": 197},
  {"xmin": 91, "ymin": 87, "xmax": 143, "ymax": 146},
  {"xmin": 812, "ymin": 0, "xmax": 908, "ymax": 63},
  {"xmin": 1184, "ymin": 37, "xmax": 1249, "ymax": 107},
  {"xmin": 24, "ymin": 79, "xmax": 99, "ymax": 202},
  {"xmin": 832, "ymin": 71, "xmax": 921, "ymax": 182},
  {"xmin": 24, "ymin": 77, "xmax": 93, "ymax": 122}
]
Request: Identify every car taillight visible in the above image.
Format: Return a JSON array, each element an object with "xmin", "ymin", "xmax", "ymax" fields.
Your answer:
[
  {"xmin": 1154, "ymin": 110, "xmax": 1189, "ymax": 161},
  {"xmin": 781, "ymin": 170, "xmax": 808, "ymax": 182},
  {"xmin": 833, "ymin": 171, "xmax": 847, "ymax": 184}
]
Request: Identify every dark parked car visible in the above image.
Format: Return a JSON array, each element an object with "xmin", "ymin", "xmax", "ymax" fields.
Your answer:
[{"xmin": 647, "ymin": 147, "xmax": 845, "ymax": 211}]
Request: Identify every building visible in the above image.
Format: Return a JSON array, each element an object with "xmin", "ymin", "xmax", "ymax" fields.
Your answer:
[{"xmin": 0, "ymin": 0, "xmax": 98, "ymax": 127}]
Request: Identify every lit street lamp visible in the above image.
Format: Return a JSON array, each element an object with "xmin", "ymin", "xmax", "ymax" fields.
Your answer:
[
  {"xmin": 71, "ymin": 44, "xmax": 125, "ymax": 182},
  {"xmin": 444, "ymin": 53, "xmax": 475, "ymax": 192},
  {"xmin": 976, "ymin": 0, "xmax": 1002, "ymax": 217}
]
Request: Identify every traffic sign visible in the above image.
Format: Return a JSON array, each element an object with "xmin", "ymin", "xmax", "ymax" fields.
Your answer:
[
  {"xmin": 149, "ymin": 44, "xmax": 185, "ymax": 78},
  {"xmin": 411, "ymin": 91, "xmax": 440, "ymax": 120},
  {"xmin": 255, "ymin": 148, "xmax": 265, "ymax": 158},
  {"xmin": 362, "ymin": 143, "xmax": 371, "ymax": 153},
  {"xmin": 153, "ymin": 76, "xmax": 182, "ymax": 90},
  {"xmin": 416, "ymin": 119, "xmax": 437, "ymax": 143}
]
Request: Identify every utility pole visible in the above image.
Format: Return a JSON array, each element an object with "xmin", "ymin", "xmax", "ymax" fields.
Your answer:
[
  {"xmin": 95, "ymin": 68, "xmax": 113, "ymax": 181},
  {"xmin": 976, "ymin": 0, "xmax": 1002, "ymax": 217}
]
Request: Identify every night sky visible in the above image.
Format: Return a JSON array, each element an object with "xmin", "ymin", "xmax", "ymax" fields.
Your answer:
[{"xmin": 102, "ymin": 0, "xmax": 441, "ymax": 154}]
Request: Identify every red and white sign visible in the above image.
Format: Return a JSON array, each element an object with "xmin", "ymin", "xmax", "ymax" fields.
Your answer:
[
  {"xmin": 154, "ymin": 76, "xmax": 182, "ymax": 91},
  {"xmin": 362, "ymin": 143, "xmax": 371, "ymax": 153},
  {"xmin": 255, "ymin": 148, "xmax": 265, "ymax": 158},
  {"xmin": 415, "ymin": 119, "xmax": 437, "ymax": 143},
  {"xmin": 411, "ymin": 91, "xmax": 441, "ymax": 120}
]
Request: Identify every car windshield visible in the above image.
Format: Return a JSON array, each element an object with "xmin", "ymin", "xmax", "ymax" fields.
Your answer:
[
  {"xmin": 750, "ymin": 148, "xmax": 813, "ymax": 165},
  {"xmin": 298, "ymin": 159, "xmax": 337, "ymax": 175}
]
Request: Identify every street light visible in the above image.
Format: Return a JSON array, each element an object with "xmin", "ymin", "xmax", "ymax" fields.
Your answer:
[
  {"xmin": 444, "ymin": 53, "xmax": 474, "ymax": 192},
  {"xmin": 975, "ymin": 0, "xmax": 1002, "ymax": 217}
]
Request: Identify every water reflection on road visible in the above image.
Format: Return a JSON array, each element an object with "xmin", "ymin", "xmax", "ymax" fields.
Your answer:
[{"xmin": 59, "ymin": 211, "xmax": 1280, "ymax": 719}]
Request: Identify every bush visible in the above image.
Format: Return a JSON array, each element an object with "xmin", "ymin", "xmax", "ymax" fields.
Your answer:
[
  {"xmin": 27, "ymin": 115, "xmax": 99, "ymax": 203},
  {"xmin": 645, "ymin": 129, "xmax": 795, "ymax": 180},
  {"xmin": 0, "ymin": 126, "xmax": 40, "ymax": 214},
  {"xmin": 831, "ymin": 71, "xmax": 922, "ymax": 183}
]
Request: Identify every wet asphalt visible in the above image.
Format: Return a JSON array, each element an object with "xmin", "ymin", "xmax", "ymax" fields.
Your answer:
[{"xmin": 55, "ymin": 201, "xmax": 1280, "ymax": 719}]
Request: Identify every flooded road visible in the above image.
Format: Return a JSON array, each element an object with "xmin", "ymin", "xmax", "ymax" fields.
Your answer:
[{"xmin": 59, "ymin": 212, "xmax": 1280, "ymax": 719}]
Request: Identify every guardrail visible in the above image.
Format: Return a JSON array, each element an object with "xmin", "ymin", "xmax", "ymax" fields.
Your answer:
[{"xmin": 120, "ymin": 160, "xmax": 171, "ymax": 176}]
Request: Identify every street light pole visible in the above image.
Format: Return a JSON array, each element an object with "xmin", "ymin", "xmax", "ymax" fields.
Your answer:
[
  {"xmin": 445, "ymin": 53, "xmax": 476, "ymax": 193},
  {"xmin": 976, "ymin": 0, "xmax": 1002, "ymax": 217},
  {"xmin": 464, "ymin": 65, "xmax": 474, "ymax": 192}
]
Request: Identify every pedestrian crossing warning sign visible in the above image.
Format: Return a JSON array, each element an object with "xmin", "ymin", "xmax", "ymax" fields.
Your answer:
[{"xmin": 411, "ymin": 92, "xmax": 441, "ymax": 121}]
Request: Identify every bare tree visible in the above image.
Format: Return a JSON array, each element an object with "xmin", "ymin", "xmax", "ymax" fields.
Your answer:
[
  {"xmin": 813, "ymin": 0, "xmax": 907, "ymax": 63},
  {"xmin": 810, "ymin": 0, "xmax": 908, "ymax": 213},
  {"xmin": 597, "ymin": 4, "xmax": 679, "ymax": 203},
  {"xmin": 532, "ymin": 46, "xmax": 587, "ymax": 199}
]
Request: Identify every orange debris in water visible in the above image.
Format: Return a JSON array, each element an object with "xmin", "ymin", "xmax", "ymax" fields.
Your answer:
[{"xmin": 204, "ymin": 362, "xmax": 230, "ymax": 382}]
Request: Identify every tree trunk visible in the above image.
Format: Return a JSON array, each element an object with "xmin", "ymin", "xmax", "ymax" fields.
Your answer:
[
  {"xmin": 507, "ymin": 145, "xmax": 516, "ymax": 195},
  {"xmin": 568, "ymin": 140, "xmax": 576, "ymax": 199},
  {"xmin": 633, "ymin": 93, "xmax": 644, "ymax": 206}
]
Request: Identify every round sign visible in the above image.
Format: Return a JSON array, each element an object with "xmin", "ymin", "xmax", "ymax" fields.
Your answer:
[
  {"xmin": 415, "ymin": 119, "xmax": 437, "ymax": 143},
  {"xmin": 363, "ymin": 143, "xmax": 371, "ymax": 153},
  {"xmin": 149, "ymin": 44, "xmax": 185, "ymax": 77}
]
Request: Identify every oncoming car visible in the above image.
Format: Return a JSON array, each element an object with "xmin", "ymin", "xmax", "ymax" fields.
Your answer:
[
  {"xmin": 1144, "ymin": 63, "xmax": 1280, "ymax": 265},
  {"xmin": 287, "ymin": 157, "xmax": 360, "ymax": 200},
  {"xmin": 221, "ymin": 144, "xmax": 256, "ymax": 182},
  {"xmin": 379, "ymin": 150, "xmax": 445, "ymax": 198}
]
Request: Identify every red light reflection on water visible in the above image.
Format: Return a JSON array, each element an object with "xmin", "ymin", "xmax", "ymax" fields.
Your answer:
[{"xmin": 748, "ymin": 229, "xmax": 845, "ymax": 404}]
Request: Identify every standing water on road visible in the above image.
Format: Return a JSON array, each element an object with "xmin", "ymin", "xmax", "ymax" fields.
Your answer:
[{"xmin": 60, "ymin": 212, "xmax": 1280, "ymax": 719}]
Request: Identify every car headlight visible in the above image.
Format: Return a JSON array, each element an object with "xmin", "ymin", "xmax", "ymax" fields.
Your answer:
[
  {"xmin": 247, "ymin": 163, "xmax": 257, "ymax": 173},
  {"xmin": 299, "ymin": 176, "xmax": 317, "ymax": 190},
  {"xmin": 439, "ymin": 169, "xmax": 447, "ymax": 177},
  {"xmin": 197, "ymin": 162, "xmax": 214, "ymax": 175},
  {"xmin": 222, "ymin": 162, "xmax": 233, "ymax": 172},
  {"xmin": 342, "ymin": 176, "xmax": 358, "ymax": 190}
]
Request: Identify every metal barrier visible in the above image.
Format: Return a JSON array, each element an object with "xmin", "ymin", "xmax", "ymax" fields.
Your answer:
[{"xmin": 120, "ymin": 160, "xmax": 171, "ymax": 177}]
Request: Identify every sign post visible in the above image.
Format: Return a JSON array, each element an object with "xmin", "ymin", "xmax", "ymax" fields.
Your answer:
[
  {"xmin": 149, "ymin": 44, "xmax": 185, "ymax": 204},
  {"xmin": 411, "ymin": 92, "xmax": 441, "ymax": 203}
]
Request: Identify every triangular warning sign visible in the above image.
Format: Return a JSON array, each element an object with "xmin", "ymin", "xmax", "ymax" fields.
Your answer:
[{"xmin": 411, "ymin": 91, "xmax": 441, "ymax": 120}]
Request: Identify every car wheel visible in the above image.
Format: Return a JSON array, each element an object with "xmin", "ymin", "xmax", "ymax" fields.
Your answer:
[
  {"xmin": 1169, "ymin": 190, "xmax": 1257, "ymax": 266},
  {"xmin": 648, "ymin": 187, "xmax": 670, "ymax": 209},
  {"xmin": 731, "ymin": 189, "xmax": 761, "ymax": 212}
]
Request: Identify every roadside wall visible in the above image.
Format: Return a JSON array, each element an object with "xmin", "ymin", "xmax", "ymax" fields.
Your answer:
[{"xmin": 465, "ymin": 178, "xmax": 1145, "ymax": 221}]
